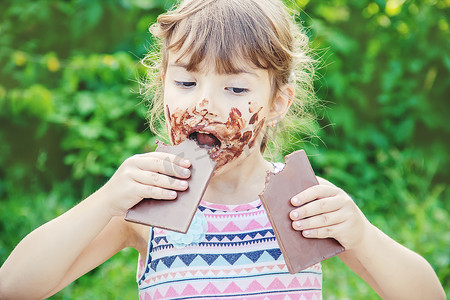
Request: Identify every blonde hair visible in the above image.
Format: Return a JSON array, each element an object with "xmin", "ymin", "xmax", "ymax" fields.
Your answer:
[{"xmin": 141, "ymin": 0, "xmax": 317, "ymax": 157}]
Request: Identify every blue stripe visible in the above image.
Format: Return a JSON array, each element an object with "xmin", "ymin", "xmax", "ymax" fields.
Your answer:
[
  {"xmin": 149, "ymin": 249, "xmax": 284, "ymax": 271},
  {"xmin": 153, "ymin": 229, "xmax": 275, "ymax": 245},
  {"xmin": 198, "ymin": 204, "xmax": 263, "ymax": 213},
  {"xmin": 140, "ymin": 271, "xmax": 322, "ymax": 291},
  {"xmin": 152, "ymin": 237, "xmax": 277, "ymax": 251},
  {"xmin": 172, "ymin": 289, "xmax": 321, "ymax": 299}
]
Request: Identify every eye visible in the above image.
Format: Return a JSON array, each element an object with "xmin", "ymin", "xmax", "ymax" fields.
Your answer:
[
  {"xmin": 175, "ymin": 81, "xmax": 196, "ymax": 88},
  {"xmin": 226, "ymin": 87, "xmax": 249, "ymax": 95}
]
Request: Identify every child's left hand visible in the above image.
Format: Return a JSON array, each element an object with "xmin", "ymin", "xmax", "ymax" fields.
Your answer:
[{"xmin": 289, "ymin": 177, "xmax": 370, "ymax": 250}]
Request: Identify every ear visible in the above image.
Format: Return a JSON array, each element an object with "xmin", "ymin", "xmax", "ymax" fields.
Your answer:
[{"xmin": 267, "ymin": 84, "xmax": 294, "ymax": 126}]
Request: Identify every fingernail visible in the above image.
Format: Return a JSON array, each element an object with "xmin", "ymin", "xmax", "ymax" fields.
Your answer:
[
  {"xmin": 169, "ymin": 191, "xmax": 177, "ymax": 198},
  {"xmin": 183, "ymin": 168, "xmax": 190, "ymax": 176},
  {"xmin": 292, "ymin": 211, "xmax": 299, "ymax": 219},
  {"xmin": 303, "ymin": 230, "xmax": 310, "ymax": 237},
  {"xmin": 292, "ymin": 197, "xmax": 299, "ymax": 205},
  {"xmin": 179, "ymin": 181, "xmax": 188, "ymax": 188},
  {"xmin": 183, "ymin": 159, "xmax": 191, "ymax": 166},
  {"xmin": 295, "ymin": 220, "xmax": 301, "ymax": 228}
]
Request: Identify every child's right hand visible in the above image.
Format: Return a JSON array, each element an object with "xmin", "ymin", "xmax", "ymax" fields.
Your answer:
[{"xmin": 97, "ymin": 152, "xmax": 191, "ymax": 217}]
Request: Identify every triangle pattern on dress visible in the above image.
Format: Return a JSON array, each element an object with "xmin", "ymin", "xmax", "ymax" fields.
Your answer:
[
  {"xmin": 245, "ymin": 280, "xmax": 266, "ymax": 293},
  {"xmin": 267, "ymin": 277, "xmax": 286, "ymax": 290},
  {"xmin": 164, "ymin": 286, "xmax": 179, "ymax": 299},
  {"xmin": 222, "ymin": 253, "xmax": 243, "ymax": 265},
  {"xmin": 243, "ymin": 250, "xmax": 264, "ymax": 263},
  {"xmin": 266, "ymin": 248, "xmax": 283, "ymax": 260},
  {"xmin": 244, "ymin": 219, "xmax": 264, "ymax": 231},
  {"xmin": 160, "ymin": 255, "xmax": 177, "ymax": 268},
  {"xmin": 201, "ymin": 282, "xmax": 222, "ymax": 295},
  {"xmin": 152, "ymin": 289, "xmax": 164, "ymax": 300},
  {"xmin": 199, "ymin": 253, "xmax": 220, "ymax": 265},
  {"xmin": 222, "ymin": 221, "xmax": 242, "ymax": 232},
  {"xmin": 223, "ymin": 282, "xmax": 244, "ymax": 294},
  {"xmin": 178, "ymin": 253, "xmax": 197, "ymax": 266},
  {"xmin": 180, "ymin": 284, "xmax": 198, "ymax": 296}
]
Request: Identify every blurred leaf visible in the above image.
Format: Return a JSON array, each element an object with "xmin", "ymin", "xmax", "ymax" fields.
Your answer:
[{"xmin": 0, "ymin": 0, "xmax": 449, "ymax": 298}]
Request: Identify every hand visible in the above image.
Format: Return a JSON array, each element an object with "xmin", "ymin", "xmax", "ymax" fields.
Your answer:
[
  {"xmin": 289, "ymin": 177, "xmax": 370, "ymax": 250},
  {"xmin": 96, "ymin": 152, "xmax": 191, "ymax": 217}
]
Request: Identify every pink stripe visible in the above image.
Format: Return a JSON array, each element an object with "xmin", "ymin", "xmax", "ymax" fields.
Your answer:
[{"xmin": 201, "ymin": 199, "xmax": 262, "ymax": 211}]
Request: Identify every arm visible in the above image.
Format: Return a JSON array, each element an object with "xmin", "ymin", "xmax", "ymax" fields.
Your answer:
[
  {"xmin": 0, "ymin": 197, "xmax": 128, "ymax": 300},
  {"xmin": 289, "ymin": 177, "xmax": 445, "ymax": 299},
  {"xmin": 0, "ymin": 152, "xmax": 191, "ymax": 300},
  {"xmin": 338, "ymin": 222, "xmax": 444, "ymax": 300}
]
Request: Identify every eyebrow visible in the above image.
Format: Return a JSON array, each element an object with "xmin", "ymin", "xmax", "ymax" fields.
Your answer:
[{"xmin": 167, "ymin": 63, "xmax": 259, "ymax": 78}]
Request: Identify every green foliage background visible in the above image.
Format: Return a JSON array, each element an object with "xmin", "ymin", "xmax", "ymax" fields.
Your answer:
[{"xmin": 0, "ymin": 0, "xmax": 448, "ymax": 299}]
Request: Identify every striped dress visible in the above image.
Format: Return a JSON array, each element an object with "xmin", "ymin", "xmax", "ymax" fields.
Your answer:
[{"xmin": 136, "ymin": 195, "xmax": 323, "ymax": 299}]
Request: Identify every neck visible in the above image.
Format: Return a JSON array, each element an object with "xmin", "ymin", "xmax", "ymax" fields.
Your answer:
[{"xmin": 202, "ymin": 149, "xmax": 274, "ymax": 205}]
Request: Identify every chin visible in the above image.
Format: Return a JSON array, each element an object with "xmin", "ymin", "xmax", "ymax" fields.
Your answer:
[{"xmin": 211, "ymin": 144, "xmax": 261, "ymax": 176}]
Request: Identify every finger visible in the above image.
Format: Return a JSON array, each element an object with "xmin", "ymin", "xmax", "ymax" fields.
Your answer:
[
  {"xmin": 133, "ymin": 155, "xmax": 191, "ymax": 179},
  {"xmin": 133, "ymin": 170, "xmax": 189, "ymax": 191},
  {"xmin": 137, "ymin": 184, "xmax": 178, "ymax": 200},
  {"xmin": 316, "ymin": 176, "xmax": 336, "ymax": 187},
  {"xmin": 301, "ymin": 222, "xmax": 346, "ymax": 240},
  {"xmin": 290, "ymin": 196, "xmax": 342, "ymax": 220},
  {"xmin": 139, "ymin": 152, "xmax": 191, "ymax": 168},
  {"xmin": 291, "ymin": 185, "xmax": 340, "ymax": 207},
  {"xmin": 292, "ymin": 210, "xmax": 345, "ymax": 231}
]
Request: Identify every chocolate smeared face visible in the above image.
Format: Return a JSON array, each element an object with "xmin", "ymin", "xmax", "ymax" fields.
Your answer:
[
  {"xmin": 166, "ymin": 103, "xmax": 266, "ymax": 170},
  {"xmin": 163, "ymin": 50, "xmax": 276, "ymax": 171}
]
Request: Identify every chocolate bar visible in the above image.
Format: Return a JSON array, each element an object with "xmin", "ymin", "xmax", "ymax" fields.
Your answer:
[
  {"xmin": 125, "ymin": 139, "xmax": 216, "ymax": 233},
  {"xmin": 259, "ymin": 150, "xmax": 344, "ymax": 273}
]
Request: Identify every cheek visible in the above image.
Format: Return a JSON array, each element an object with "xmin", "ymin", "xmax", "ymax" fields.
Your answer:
[
  {"xmin": 247, "ymin": 118, "xmax": 266, "ymax": 149},
  {"xmin": 227, "ymin": 104, "xmax": 266, "ymax": 147},
  {"xmin": 248, "ymin": 101, "xmax": 259, "ymax": 114},
  {"xmin": 246, "ymin": 101, "xmax": 264, "ymax": 126},
  {"xmin": 165, "ymin": 105, "xmax": 195, "ymax": 144},
  {"xmin": 164, "ymin": 104, "xmax": 177, "ymax": 143},
  {"xmin": 165, "ymin": 104, "xmax": 171, "ymax": 123},
  {"xmin": 163, "ymin": 81, "xmax": 190, "ymax": 111}
]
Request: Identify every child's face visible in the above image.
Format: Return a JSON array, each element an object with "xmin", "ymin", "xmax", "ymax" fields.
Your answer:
[{"xmin": 163, "ymin": 50, "xmax": 279, "ymax": 171}]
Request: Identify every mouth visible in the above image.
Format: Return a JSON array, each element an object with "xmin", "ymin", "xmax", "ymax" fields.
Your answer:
[{"xmin": 189, "ymin": 131, "xmax": 222, "ymax": 152}]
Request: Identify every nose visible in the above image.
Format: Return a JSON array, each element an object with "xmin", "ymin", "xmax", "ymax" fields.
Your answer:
[
  {"xmin": 192, "ymin": 81, "xmax": 219, "ymax": 117},
  {"xmin": 197, "ymin": 98, "xmax": 208, "ymax": 109},
  {"xmin": 194, "ymin": 98, "xmax": 215, "ymax": 117}
]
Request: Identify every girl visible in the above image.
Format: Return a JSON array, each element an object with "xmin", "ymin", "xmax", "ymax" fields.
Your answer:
[{"xmin": 0, "ymin": 0, "xmax": 445, "ymax": 299}]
